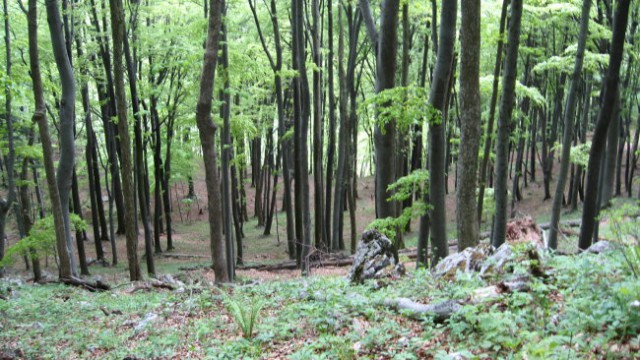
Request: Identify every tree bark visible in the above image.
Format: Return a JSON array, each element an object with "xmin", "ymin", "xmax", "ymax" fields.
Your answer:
[
  {"xmin": 492, "ymin": 0, "xmax": 524, "ymax": 249},
  {"xmin": 579, "ymin": 0, "xmax": 631, "ymax": 249},
  {"xmin": 456, "ymin": 0, "xmax": 481, "ymax": 251},
  {"xmin": 292, "ymin": 0, "xmax": 312, "ymax": 275},
  {"xmin": 325, "ymin": 0, "xmax": 337, "ymax": 252},
  {"xmin": 195, "ymin": 0, "xmax": 229, "ymax": 283},
  {"xmin": 368, "ymin": 0, "xmax": 400, "ymax": 221},
  {"xmin": 477, "ymin": 0, "xmax": 508, "ymax": 223},
  {"xmin": 27, "ymin": 0, "xmax": 72, "ymax": 279},
  {"xmin": 110, "ymin": 0, "xmax": 142, "ymax": 281},
  {"xmin": 548, "ymin": 0, "xmax": 593, "ymax": 250},
  {"xmin": 219, "ymin": 4, "xmax": 235, "ymax": 280},
  {"xmin": 424, "ymin": 0, "xmax": 456, "ymax": 264},
  {"xmin": 45, "ymin": 0, "xmax": 77, "ymax": 276}
]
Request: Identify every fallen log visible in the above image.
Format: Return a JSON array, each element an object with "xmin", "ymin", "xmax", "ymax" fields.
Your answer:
[
  {"xmin": 61, "ymin": 276, "xmax": 111, "ymax": 292},
  {"xmin": 384, "ymin": 298, "xmax": 462, "ymax": 322},
  {"xmin": 162, "ymin": 253, "xmax": 209, "ymax": 259},
  {"xmin": 386, "ymin": 275, "xmax": 533, "ymax": 321},
  {"xmin": 238, "ymin": 257, "xmax": 354, "ymax": 272}
]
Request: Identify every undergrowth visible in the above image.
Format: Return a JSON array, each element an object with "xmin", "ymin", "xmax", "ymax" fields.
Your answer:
[{"xmin": 1, "ymin": 246, "xmax": 639, "ymax": 359}]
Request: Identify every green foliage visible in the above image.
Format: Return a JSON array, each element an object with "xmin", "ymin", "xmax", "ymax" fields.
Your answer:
[
  {"xmin": 2, "ymin": 248, "xmax": 640, "ymax": 358},
  {"xmin": 366, "ymin": 170, "xmax": 430, "ymax": 240},
  {"xmin": 222, "ymin": 292, "xmax": 265, "ymax": 339},
  {"xmin": 361, "ymin": 86, "xmax": 439, "ymax": 131},
  {"xmin": 0, "ymin": 214, "xmax": 87, "ymax": 267},
  {"xmin": 480, "ymin": 76, "xmax": 546, "ymax": 107},
  {"xmin": 601, "ymin": 200, "xmax": 640, "ymax": 278},
  {"xmin": 570, "ymin": 142, "xmax": 591, "ymax": 166}
]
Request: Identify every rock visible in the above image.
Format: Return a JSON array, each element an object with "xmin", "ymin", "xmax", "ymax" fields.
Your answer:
[
  {"xmin": 629, "ymin": 300, "xmax": 640, "ymax": 309},
  {"xmin": 448, "ymin": 352, "xmax": 471, "ymax": 360},
  {"xmin": 0, "ymin": 347, "xmax": 24, "ymax": 360},
  {"xmin": 397, "ymin": 336, "xmax": 409, "ymax": 347},
  {"xmin": 434, "ymin": 246, "xmax": 487, "ymax": 279},
  {"xmin": 134, "ymin": 312, "xmax": 160, "ymax": 333},
  {"xmin": 6, "ymin": 278, "xmax": 23, "ymax": 287},
  {"xmin": 587, "ymin": 241, "xmax": 615, "ymax": 254},
  {"xmin": 479, "ymin": 244, "xmax": 514, "ymax": 277},
  {"xmin": 160, "ymin": 274, "xmax": 184, "ymax": 287},
  {"xmin": 348, "ymin": 230, "xmax": 403, "ymax": 284},
  {"xmin": 470, "ymin": 286, "xmax": 501, "ymax": 304}
]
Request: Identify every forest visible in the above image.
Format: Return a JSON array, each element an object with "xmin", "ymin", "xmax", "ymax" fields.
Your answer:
[{"xmin": 1, "ymin": 0, "xmax": 639, "ymax": 358}]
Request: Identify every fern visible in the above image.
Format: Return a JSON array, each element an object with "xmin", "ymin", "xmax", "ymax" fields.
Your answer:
[{"xmin": 223, "ymin": 293, "xmax": 265, "ymax": 339}]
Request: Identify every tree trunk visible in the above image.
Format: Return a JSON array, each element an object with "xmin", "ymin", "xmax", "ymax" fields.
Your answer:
[
  {"xmin": 600, "ymin": 100, "xmax": 621, "ymax": 207},
  {"xmin": 27, "ymin": 0, "xmax": 72, "ymax": 279},
  {"xmin": 364, "ymin": 0, "xmax": 400, "ymax": 221},
  {"xmin": 292, "ymin": 0, "xmax": 312, "ymax": 275},
  {"xmin": 456, "ymin": 0, "xmax": 481, "ymax": 251},
  {"xmin": 424, "ymin": 0, "xmax": 456, "ymax": 264},
  {"xmin": 46, "ymin": 0, "xmax": 78, "ymax": 276},
  {"xmin": 195, "ymin": 0, "xmax": 229, "ymax": 283},
  {"xmin": 122, "ymin": 5, "xmax": 155, "ymax": 276},
  {"xmin": 219, "ymin": 6, "xmax": 235, "ymax": 280},
  {"xmin": 491, "ymin": 0, "xmax": 524, "ymax": 249},
  {"xmin": 477, "ymin": 0, "xmax": 508, "ymax": 223},
  {"xmin": 311, "ymin": 0, "xmax": 326, "ymax": 251},
  {"xmin": 579, "ymin": 0, "xmax": 631, "ymax": 249},
  {"xmin": 110, "ymin": 0, "xmax": 142, "ymax": 281},
  {"xmin": 548, "ymin": 0, "xmax": 593, "ymax": 249},
  {"xmin": 325, "ymin": 0, "xmax": 337, "ymax": 252}
]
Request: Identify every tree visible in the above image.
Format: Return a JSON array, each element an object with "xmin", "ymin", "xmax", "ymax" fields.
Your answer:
[
  {"xmin": 477, "ymin": 0, "xmax": 508, "ymax": 223},
  {"xmin": 422, "ymin": 0, "xmax": 457, "ymax": 264},
  {"xmin": 26, "ymin": 0, "xmax": 73, "ymax": 279},
  {"xmin": 491, "ymin": 0, "xmax": 523, "ymax": 249},
  {"xmin": 110, "ymin": 0, "xmax": 142, "ymax": 281},
  {"xmin": 360, "ymin": 0, "xmax": 401, "ymax": 221},
  {"xmin": 291, "ymin": 0, "xmax": 312, "ymax": 275},
  {"xmin": 45, "ymin": 0, "xmax": 77, "ymax": 276},
  {"xmin": 0, "ymin": 0, "xmax": 17, "ymax": 277},
  {"xmin": 195, "ymin": 0, "xmax": 229, "ymax": 283},
  {"xmin": 456, "ymin": 0, "xmax": 481, "ymax": 250},
  {"xmin": 547, "ymin": 0, "xmax": 593, "ymax": 250},
  {"xmin": 578, "ymin": 0, "xmax": 632, "ymax": 249}
]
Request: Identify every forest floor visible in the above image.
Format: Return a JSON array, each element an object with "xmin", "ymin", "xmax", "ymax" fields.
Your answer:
[
  {"xmin": 2, "ymin": 162, "xmax": 640, "ymax": 359},
  {"xmin": 1, "ymin": 235, "xmax": 639, "ymax": 359}
]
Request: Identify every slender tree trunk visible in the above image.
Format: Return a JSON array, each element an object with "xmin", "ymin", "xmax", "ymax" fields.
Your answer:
[
  {"xmin": 219, "ymin": 5, "xmax": 235, "ymax": 280},
  {"xmin": 46, "ymin": 0, "xmax": 78, "ymax": 276},
  {"xmin": 0, "ymin": 0, "xmax": 15, "ymax": 277},
  {"xmin": 27, "ymin": 0, "xmax": 72, "ymax": 279},
  {"xmin": 549, "ymin": 0, "xmax": 593, "ymax": 249},
  {"xmin": 311, "ymin": 0, "xmax": 326, "ymax": 251},
  {"xmin": 579, "ymin": 0, "xmax": 631, "ymax": 249},
  {"xmin": 19, "ymin": 131, "xmax": 41, "ymax": 281},
  {"xmin": 456, "ymin": 0, "xmax": 481, "ymax": 250},
  {"xmin": 492, "ymin": 0, "xmax": 524, "ymax": 249},
  {"xmin": 195, "ymin": 0, "xmax": 229, "ymax": 283},
  {"xmin": 292, "ymin": 0, "xmax": 312, "ymax": 275},
  {"xmin": 122, "ymin": 5, "xmax": 154, "ymax": 276},
  {"xmin": 478, "ymin": 0, "xmax": 508, "ymax": 223},
  {"xmin": 424, "ymin": 0, "xmax": 456, "ymax": 264},
  {"xmin": 363, "ymin": 0, "xmax": 400, "ymax": 221},
  {"xmin": 110, "ymin": 0, "xmax": 142, "ymax": 281},
  {"xmin": 325, "ymin": 0, "xmax": 337, "ymax": 252},
  {"xmin": 600, "ymin": 100, "xmax": 621, "ymax": 207}
]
